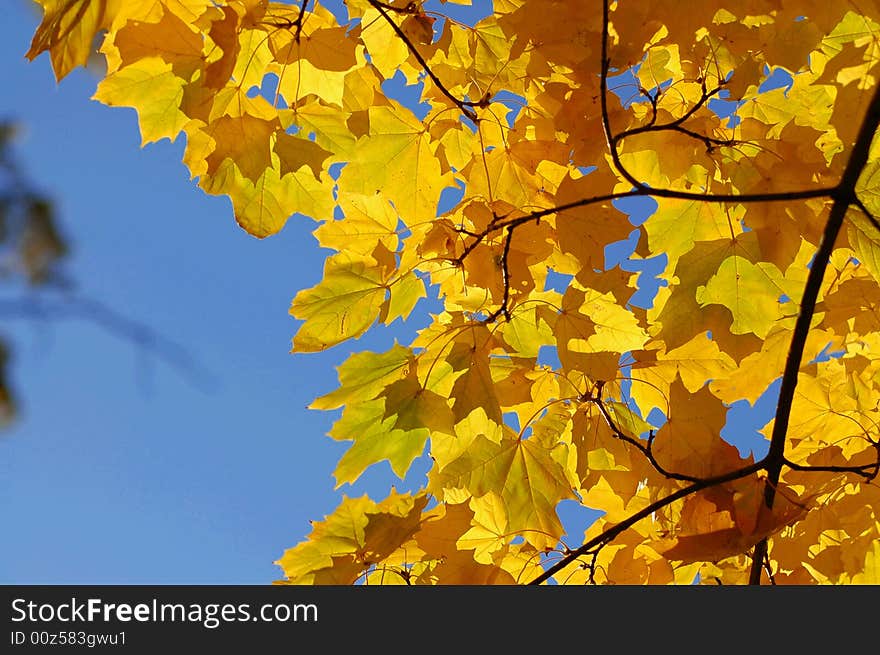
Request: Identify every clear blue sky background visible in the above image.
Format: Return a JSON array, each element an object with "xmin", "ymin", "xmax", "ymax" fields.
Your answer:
[
  {"xmin": 0, "ymin": 0, "xmax": 446, "ymax": 584},
  {"xmin": 0, "ymin": 0, "xmax": 777, "ymax": 585}
]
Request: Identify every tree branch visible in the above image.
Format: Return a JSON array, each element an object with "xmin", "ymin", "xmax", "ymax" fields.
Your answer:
[
  {"xmin": 747, "ymin": 80, "xmax": 880, "ymax": 585},
  {"xmin": 481, "ymin": 225, "xmax": 513, "ymax": 323},
  {"xmin": 528, "ymin": 460, "xmax": 765, "ymax": 584},
  {"xmin": 782, "ymin": 457, "xmax": 880, "ymax": 480},
  {"xmin": 585, "ymin": 383, "xmax": 701, "ymax": 483},
  {"xmin": 598, "ymin": 0, "xmax": 835, "ymax": 205},
  {"xmin": 0, "ymin": 294, "xmax": 217, "ymax": 393},
  {"xmin": 367, "ymin": 0, "xmax": 486, "ymax": 122}
]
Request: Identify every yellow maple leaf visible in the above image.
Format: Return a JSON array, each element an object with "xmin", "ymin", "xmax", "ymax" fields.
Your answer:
[
  {"xmin": 338, "ymin": 104, "xmax": 453, "ymax": 224},
  {"xmin": 92, "ymin": 57, "xmax": 191, "ymax": 145},
  {"xmin": 290, "ymin": 252, "xmax": 390, "ymax": 352},
  {"xmin": 313, "ymin": 192, "xmax": 399, "ymax": 255},
  {"xmin": 275, "ymin": 491, "xmax": 428, "ymax": 584},
  {"xmin": 310, "ymin": 344, "xmax": 414, "ymax": 410},
  {"xmin": 429, "ymin": 429, "xmax": 575, "ymax": 551},
  {"xmin": 457, "ymin": 493, "xmax": 509, "ymax": 564},
  {"xmin": 697, "ymin": 256, "xmax": 787, "ymax": 338},
  {"xmin": 851, "ymin": 540, "xmax": 880, "ymax": 584}
]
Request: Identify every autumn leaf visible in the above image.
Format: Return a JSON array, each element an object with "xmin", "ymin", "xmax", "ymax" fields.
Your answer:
[
  {"xmin": 339, "ymin": 104, "xmax": 453, "ymax": 223},
  {"xmin": 290, "ymin": 252, "xmax": 390, "ymax": 352},
  {"xmin": 92, "ymin": 57, "xmax": 191, "ymax": 145},
  {"xmin": 329, "ymin": 372, "xmax": 453, "ymax": 486},
  {"xmin": 310, "ymin": 344, "xmax": 414, "ymax": 410},
  {"xmin": 429, "ymin": 428, "xmax": 575, "ymax": 551},
  {"xmin": 652, "ymin": 477, "xmax": 812, "ymax": 564},
  {"xmin": 275, "ymin": 491, "xmax": 429, "ymax": 584},
  {"xmin": 27, "ymin": 0, "xmax": 108, "ymax": 81}
]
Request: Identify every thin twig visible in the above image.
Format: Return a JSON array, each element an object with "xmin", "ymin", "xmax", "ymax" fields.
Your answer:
[
  {"xmin": 367, "ymin": 0, "xmax": 486, "ymax": 122},
  {"xmin": 0, "ymin": 295, "xmax": 217, "ymax": 393},
  {"xmin": 587, "ymin": 391, "xmax": 701, "ymax": 483},
  {"xmin": 528, "ymin": 460, "xmax": 765, "ymax": 584}
]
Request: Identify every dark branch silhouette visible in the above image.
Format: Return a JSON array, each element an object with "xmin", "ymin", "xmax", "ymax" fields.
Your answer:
[
  {"xmin": 0, "ymin": 294, "xmax": 217, "ymax": 394},
  {"xmin": 529, "ymin": 461, "xmax": 766, "ymax": 585},
  {"xmin": 367, "ymin": 0, "xmax": 489, "ymax": 122}
]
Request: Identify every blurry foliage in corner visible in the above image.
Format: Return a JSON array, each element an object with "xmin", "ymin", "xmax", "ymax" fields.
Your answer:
[{"xmin": 0, "ymin": 120, "xmax": 70, "ymax": 427}]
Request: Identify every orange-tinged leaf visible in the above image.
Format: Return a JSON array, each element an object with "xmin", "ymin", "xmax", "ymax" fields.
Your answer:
[
  {"xmin": 205, "ymin": 114, "xmax": 278, "ymax": 183},
  {"xmin": 203, "ymin": 5, "xmax": 240, "ymax": 89},
  {"xmin": 27, "ymin": 0, "xmax": 107, "ymax": 80},
  {"xmin": 446, "ymin": 332, "xmax": 504, "ymax": 430},
  {"xmin": 654, "ymin": 479, "xmax": 811, "ymax": 564},
  {"xmin": 402, "ymin": 14, "xmax": 436, "ymax": 46},
  {"xmin": 651, "ymin": 383, "xmax": 749, "ymax": 479},
  {"xmin": 361, "ymin": 491, "xmax": 430, "ymax": 563},
  {"xmin": 107, "ymin": 8, "xmax": 205, "ymax": 78},
  {"xmin": 273, "ymin": 132, "xmax": 332, "ymax": 179},
  {"xmin": 300, "ymin": 27, "xmax": 360, "ymax": 72},
  {"xmin": 414, "ymin": 502, "xmax": 517, "ymax": 584},
  {"xmin": 555, "ymin": 177, "xmax": 634, "ymax": 272}
]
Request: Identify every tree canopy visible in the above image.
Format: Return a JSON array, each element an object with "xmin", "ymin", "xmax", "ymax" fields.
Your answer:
[{"xmin": 24, "ymin": 0, "xmax": 880, "ymax": 584}]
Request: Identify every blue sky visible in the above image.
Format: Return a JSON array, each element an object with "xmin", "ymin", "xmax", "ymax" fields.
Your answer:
[{"xmin": 0, "ymin": 0, "xmax": 441, "ymax": 584}]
